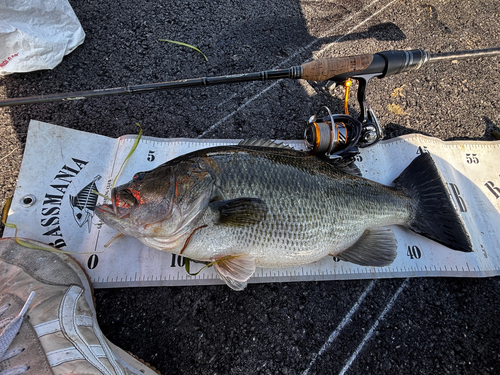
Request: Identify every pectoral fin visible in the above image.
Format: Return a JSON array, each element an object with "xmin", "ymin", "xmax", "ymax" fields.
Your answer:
[
  {"xmin": 335, "ymin": 228, "xmax": 397, "ymax": 267},
  {"xmin": 213, "ymin": 254, "xmax": 256, "ymax": 291},
  {"xmin": 209, "ymin": 198, "xmax": 267, "ymax": 226}
]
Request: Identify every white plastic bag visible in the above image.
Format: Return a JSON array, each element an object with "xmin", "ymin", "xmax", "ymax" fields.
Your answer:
[{"xmin": 0, "ymin": 0, "xmax": 85, "ymax": 75}]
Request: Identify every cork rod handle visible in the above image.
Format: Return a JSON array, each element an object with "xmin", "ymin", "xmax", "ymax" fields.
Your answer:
[{"xmin": 300, "ymin": 54, "xmax": 375, "ymax": 81}]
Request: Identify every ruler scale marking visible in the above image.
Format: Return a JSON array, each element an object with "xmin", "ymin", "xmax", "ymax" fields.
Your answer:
[{"xmin": 3, "ymin": 120, "xmax": 500, "ymax": 288}]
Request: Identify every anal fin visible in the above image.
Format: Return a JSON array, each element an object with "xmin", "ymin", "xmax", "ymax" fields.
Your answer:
[
  {"xmin": 213, "ymin": 254, "xmax": 256, "ymax": 291},
  {"xmin": 336, "ymin": 228, "xmax": 397, "ymax": 267}
]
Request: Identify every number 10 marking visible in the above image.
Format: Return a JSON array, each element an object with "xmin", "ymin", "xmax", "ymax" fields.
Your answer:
[{"xmin": 170, "ymin": 254, "xmax": 185, "ymax": 267}]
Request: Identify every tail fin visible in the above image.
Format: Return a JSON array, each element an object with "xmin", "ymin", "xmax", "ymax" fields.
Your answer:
[{"xmin": 393, "ymin": 153, "xmax": 473, "ymax": 252}]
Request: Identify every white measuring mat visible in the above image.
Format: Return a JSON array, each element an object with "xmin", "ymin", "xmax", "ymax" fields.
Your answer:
[{"xmin": 4, "ymin": 120, "xmax": 500, "ymax": 288}]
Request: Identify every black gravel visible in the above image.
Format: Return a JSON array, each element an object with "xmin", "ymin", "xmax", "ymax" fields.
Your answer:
[{"xmin": 1, "ymin": 0, "xmax": 500, "ymax": 374}]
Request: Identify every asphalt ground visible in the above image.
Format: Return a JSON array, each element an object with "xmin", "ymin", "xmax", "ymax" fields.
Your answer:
[{"xmin": 1, "ymin": 0, "xmax": 500, "ymax": 374}]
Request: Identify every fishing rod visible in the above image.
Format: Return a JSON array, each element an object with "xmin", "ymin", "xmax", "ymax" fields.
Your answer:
[
  {"xmin": 1, "ymin": 47, "xmax": 499, "ymax": 158},
  {"xmin": 1, "ymin": 48, "xmax": 498, "ymax": 108}
]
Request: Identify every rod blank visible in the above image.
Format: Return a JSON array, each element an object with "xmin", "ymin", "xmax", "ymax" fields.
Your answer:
[
  {"xmin": 0, "ymin": 47, "xmax": 499, "ymax": 107},
  {"xmin": 429, "ymin": 47, "xmax": 500, "ymax": 62}
]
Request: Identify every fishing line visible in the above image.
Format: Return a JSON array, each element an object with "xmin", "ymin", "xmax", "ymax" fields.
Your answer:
[
  {"xmin": 93, "ymin": 123, "xmax": 144, "ymax": 249},
  {"xmin": 1, "ymin": 125, "xmax": 144, "ymax": 254},
  {"xmin": 210, "ymin": 0, "xmax": 385, "ymax": 113},
  {"xmin": 92, "ymin": 190, "xmax": 111, "ymax": 201},
  {"xmin": 112, "ymin": 123, "xmax": 143, "ymax": 189},
  {"xmin": 313, "ymin": 0, "xmax": 398, "ymax": 59}
]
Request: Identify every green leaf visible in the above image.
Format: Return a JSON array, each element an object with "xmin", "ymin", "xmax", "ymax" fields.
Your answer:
[
  {"xmin": 159, "ymin": 39, "xmax": 208, "ymax": 61},
  {"xmin": 184, "ymin": 258, "xmax": 213, "ymax": 276},
  {"xmin": 112, "ymin": 123, "xmax": 143, "ymax": 189}
]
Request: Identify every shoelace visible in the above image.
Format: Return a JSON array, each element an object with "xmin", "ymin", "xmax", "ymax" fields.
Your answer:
[{"xmin": 0, "ymin": 292, "xmax": 36, "ymax": 375}]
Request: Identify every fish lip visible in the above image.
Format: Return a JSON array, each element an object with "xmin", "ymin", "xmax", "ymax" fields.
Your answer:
[
  {"xmin": 110, "ymin": 188, "xmax": 118, "ymax": 217},
  {"xmin": 102, "ymin": 188, "xmax": 132, "ymax": 220},
  {"xmin": 96, "ymin": 203, "xmax": 115, "ymax": 216},
  {"xmin": 95, "ymin": 188, "xmax": 118, "ymax": 217}
]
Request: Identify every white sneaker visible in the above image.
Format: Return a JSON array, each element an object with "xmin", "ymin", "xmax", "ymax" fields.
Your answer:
[{"xmin": 0, "ymin": 237, "xmax": 159, "ymax": 375}]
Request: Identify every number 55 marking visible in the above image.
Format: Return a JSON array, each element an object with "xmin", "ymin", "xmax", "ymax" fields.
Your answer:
[{"xmin": 465, "ymin": 153, "xmax": 479, "ymax": 164}]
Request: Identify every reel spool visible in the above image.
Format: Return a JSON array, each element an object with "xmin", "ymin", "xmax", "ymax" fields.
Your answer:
[{"xmin": 304, "ymin": 107, "xmax": 362, "ymax": 159}]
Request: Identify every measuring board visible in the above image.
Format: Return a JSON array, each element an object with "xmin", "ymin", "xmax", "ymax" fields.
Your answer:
[{"xmin": 3, "ymin": 120, "xmax": 500, "ymax": 288}]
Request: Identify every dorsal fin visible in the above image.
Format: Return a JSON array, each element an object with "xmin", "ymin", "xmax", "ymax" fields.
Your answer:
[
  {"xmin": 238, "ymin": 139, "xmax": 295, "ymax": 150},
  {"xmin": 323, "ymin": 157, "xmax": 362, "ymax": 177}
]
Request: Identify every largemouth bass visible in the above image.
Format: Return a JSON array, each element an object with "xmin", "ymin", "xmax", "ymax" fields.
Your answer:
[{"xmin": 96, "ymin": 140, "xmax": 472, "ymax": 290}]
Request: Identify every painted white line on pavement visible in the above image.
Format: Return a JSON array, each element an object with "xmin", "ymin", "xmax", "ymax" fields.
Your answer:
[
  {"xmin": 301, "ymin": 280, "xmax": 377, "ymax": 375},
  {"xmin": 212, "ymin": 0, "xmax": 384, "ymax": 111},
  {"xmin": 338, "ymin": 278, "xmax": 409, "ymax": 375},
  {"xmin": 314, "ymin": 0, "xmax": 398, "ymax": 58},
  {"xmin": 199, "ymin": 0, "xmax": 398, "ymax": 137}
]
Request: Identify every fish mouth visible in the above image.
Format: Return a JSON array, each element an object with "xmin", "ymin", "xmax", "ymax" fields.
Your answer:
[
  {"xmin": 96, "ymin": 203, "xmax": 116, "ymax": 216},
  {"xmin": 96, "ymin": 188, "xmax": 124, "ymax": 219}
]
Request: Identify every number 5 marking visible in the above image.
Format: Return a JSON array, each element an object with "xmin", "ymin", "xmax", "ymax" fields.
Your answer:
[{"xmin": 147, "ymin": 150, "xmax": 155, "ymax": 162}]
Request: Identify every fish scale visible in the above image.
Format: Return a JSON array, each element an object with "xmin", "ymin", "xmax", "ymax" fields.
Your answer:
[
  {"xmin": 96, "ymin": 144, "xmax": 472, "ymax": 290},
  {"xmin": 182, "ymin": 149, "xmax": 411, "ymax": 267}
]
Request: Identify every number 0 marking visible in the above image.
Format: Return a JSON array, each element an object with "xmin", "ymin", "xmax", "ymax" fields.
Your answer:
[{"xmin": 87, "ymin": 254, "xmax": 99, "ymax": 269}]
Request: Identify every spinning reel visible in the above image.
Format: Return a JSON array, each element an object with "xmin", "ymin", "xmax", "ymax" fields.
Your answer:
[{"xmin": 304, "ymin": 78, "xmax": 384, "ymax": 160}]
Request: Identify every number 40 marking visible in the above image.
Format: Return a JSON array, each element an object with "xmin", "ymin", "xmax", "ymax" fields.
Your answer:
[{"xmin": 407, "ymin": 245, "xmax": 422, "ymax": 260}]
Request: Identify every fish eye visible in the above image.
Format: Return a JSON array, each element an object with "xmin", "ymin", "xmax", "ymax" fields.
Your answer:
[
  {"xmin": 117, "ymin": 189, "xmax": 138, "ymax": 207},
  {"xmin": 133, "ymin": 172, "xmax": 146, "ymax": 181}
]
